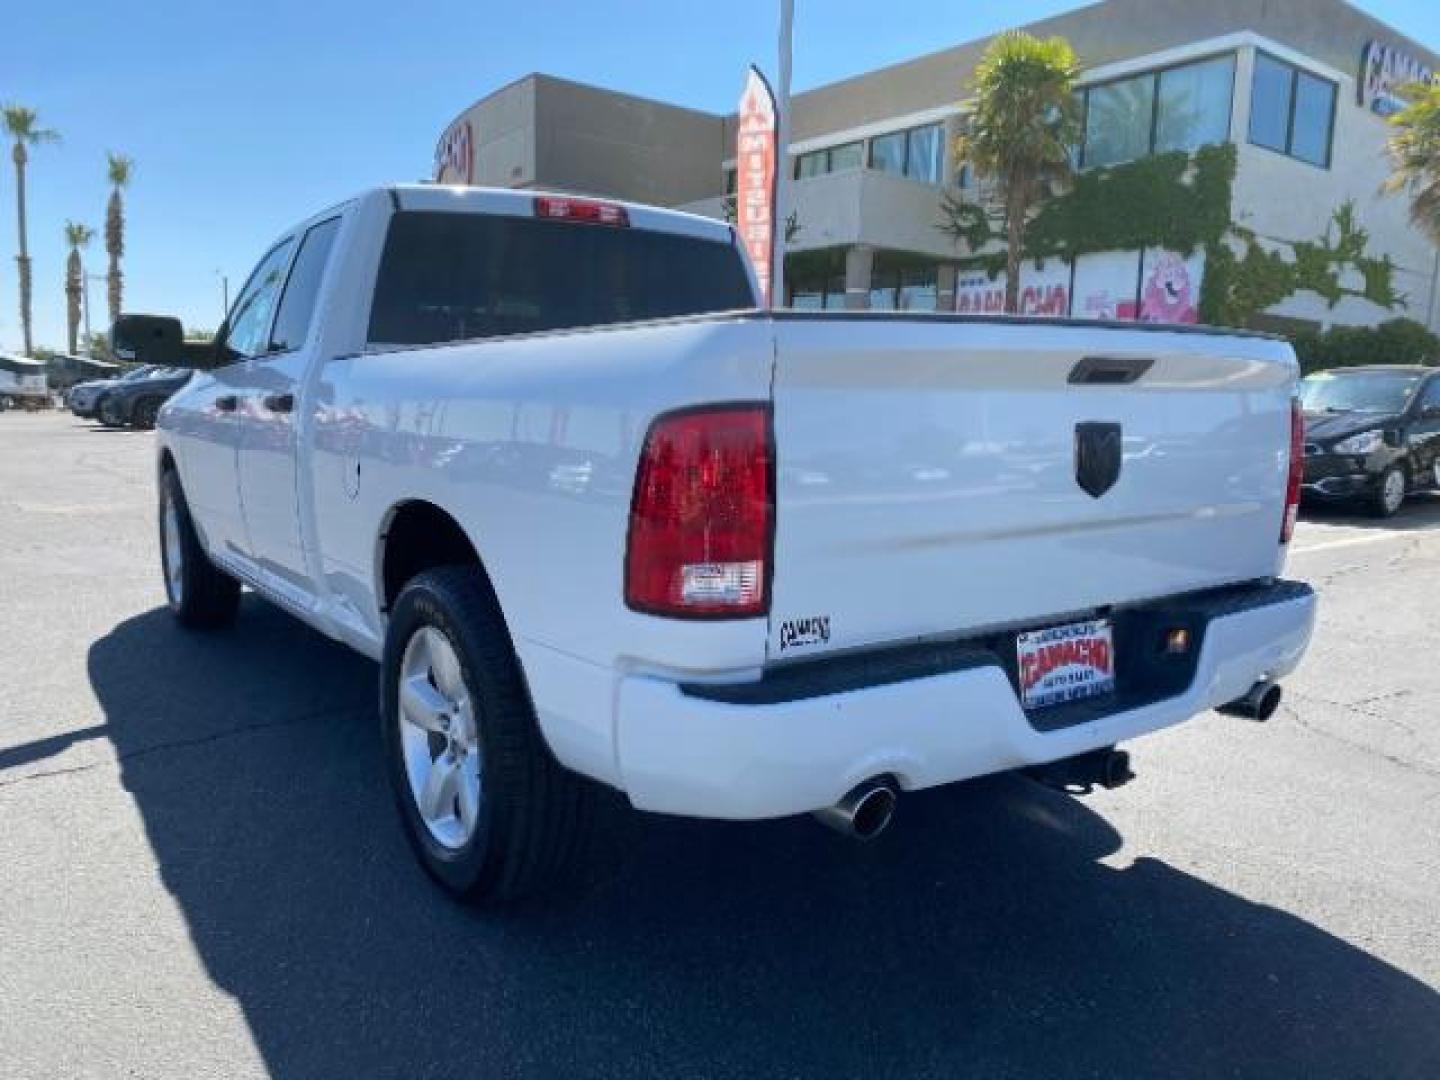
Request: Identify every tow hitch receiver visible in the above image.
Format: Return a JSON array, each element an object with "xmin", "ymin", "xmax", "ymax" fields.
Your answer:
[{"xmin": 1026, "ymin": 747, "xmax": 1135, "ymax": 795}]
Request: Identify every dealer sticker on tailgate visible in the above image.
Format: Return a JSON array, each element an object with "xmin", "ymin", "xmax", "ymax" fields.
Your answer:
[{"xmin": 1017, "ymin": 619, "xmax": 1115, "ymax": 709}]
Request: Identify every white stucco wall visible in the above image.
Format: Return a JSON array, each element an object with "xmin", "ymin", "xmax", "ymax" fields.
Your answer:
[{"xmin": 1229, "ymin": 45, "xmax": 1440, "ymax": 332}]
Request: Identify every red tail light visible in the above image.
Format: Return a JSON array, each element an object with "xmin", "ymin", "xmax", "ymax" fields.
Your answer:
[
  {"xmin": 1282, "ymin": 397, "xmax": 1304, "ymax": 544},
  {"xmin": 533, "ymin": 195, "xmax": 629, "ymax": 227},
  {"xmin": 625, "ymin": 405, "xmax": 773, "ymax": 618}
]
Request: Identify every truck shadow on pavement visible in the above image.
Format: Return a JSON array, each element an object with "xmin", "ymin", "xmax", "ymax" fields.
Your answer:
[{"xmin": 87, "ymin": 601, "xmax": 1440, "ymax": 1080}]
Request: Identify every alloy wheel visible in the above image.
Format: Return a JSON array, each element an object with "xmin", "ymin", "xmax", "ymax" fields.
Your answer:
[
  {"xmin": 397, "ymin": 626, "xmax": 483, "ymax": 850},
  {"xmin": 161, "ymin": 491, "xmax": 184, "ymax": 605},
  {"xmin": 1382, "ymin": 468, "xmax": 1406, "ymax": 515}
]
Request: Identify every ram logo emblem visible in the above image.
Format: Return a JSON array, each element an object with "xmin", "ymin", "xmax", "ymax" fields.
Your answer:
[{"xmin": 1074, "ymin": 422, "xmax": 1123, "ymax": 499}]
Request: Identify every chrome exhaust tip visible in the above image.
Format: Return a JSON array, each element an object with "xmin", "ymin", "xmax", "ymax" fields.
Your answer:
[
  {"xmin": 813, "ymin": 780, "xmax": 897, "ymax": 841},
  {"xmin": 1219, "ymin": 680, "xmax": 1283, "ymax": 722}
]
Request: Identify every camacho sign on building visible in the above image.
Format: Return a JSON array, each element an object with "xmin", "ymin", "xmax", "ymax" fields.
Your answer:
[{"xmin": 1360, "ymin": 40, "xmax": 1435, "ymax": 117}]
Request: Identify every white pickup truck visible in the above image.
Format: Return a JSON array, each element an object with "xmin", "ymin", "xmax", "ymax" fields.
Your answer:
[{"xmin": 116, "ymin": 185, "xmax": 1317, "ymax": 902}]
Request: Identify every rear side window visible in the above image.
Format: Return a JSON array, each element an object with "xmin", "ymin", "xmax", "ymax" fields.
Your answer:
[
  {"xmin": 269, "ymin": 216, "xmax": 341, "ymax": 353},
  {"xmin": 367, "ymin": 211, "xmax": 755, "ymax": 347}
]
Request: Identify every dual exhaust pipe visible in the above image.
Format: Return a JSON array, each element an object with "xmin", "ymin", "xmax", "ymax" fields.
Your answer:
[
  {"xmin": 813, "ymin": 779, "xmax": 898, "ymax": 841},
  {"xmin": 814, "ymin": 679, "xmax": 1282, "ymax": 838},
  {"xmin": 1219, "ymin": 680, "xmax": 1283, "ymax": 722}
]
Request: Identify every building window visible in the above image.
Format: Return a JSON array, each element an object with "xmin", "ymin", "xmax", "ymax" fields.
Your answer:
[
  {"xmin": 1156, "ymin": 55, "xmax": 1236, "ymax": 153},
  {"xmin": 1248, "ymin": 52, "xmax": 1336, "ymax": 167},
  {"xmin": 794, "ymin": 140, "xmax": 864, "ymax": 180},
  {"xmin": 1080, "ymin": 53, "xmax": 1236, "ymax": 168},
  {"xmin": 868, "ymin": 123, "xmax": 945, "ymax": 184},
  {"xmin": 868, "ymin": 263, "xmax": 939, "ymax": 311},
  {"xmin": 790, "ymin": 274, "xmax": 847, "ymax": 309},
  {"xmin": 829, "ymin": 141, "xmax": 864, "ymax": 172},
  {"xmin": 1084, "ymin": 73, "xmax": 1156, "ymax": 168}
]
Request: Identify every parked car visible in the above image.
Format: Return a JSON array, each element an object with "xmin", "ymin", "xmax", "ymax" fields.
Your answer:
[
  {"xmin": 69, "ymin": 364, "xmax": 157, "ymax": 418},
  {"xmin": 95, "ymin": 367, "xmax": 193, "ymax": 429},
  {"xmin": 120, "ymin": 185, "xmax": 1317, "ymax": 903},
  {"xmin": 1300, "ymin": 365, "xmax": 1440, "ymax": 517},
  {"xmin": 0, "ymin": 353, "xmax": 50, "ymax": 410}
]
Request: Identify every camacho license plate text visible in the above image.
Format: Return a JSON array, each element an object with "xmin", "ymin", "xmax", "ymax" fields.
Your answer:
[{"xmin": 1017, "ymin": 618, "xmax": 1115, "ymax": 709}]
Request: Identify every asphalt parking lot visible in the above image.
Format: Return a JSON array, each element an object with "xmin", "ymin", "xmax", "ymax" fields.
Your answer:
[{"xmin": 1, "ymin": 412, "xmax": 1437, "ymax": 1079}]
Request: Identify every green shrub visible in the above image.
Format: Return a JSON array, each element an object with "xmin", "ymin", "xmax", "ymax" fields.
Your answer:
[{"xmin": 1291, "ymin": 318, "xmax": 1440, "ymax": 375}]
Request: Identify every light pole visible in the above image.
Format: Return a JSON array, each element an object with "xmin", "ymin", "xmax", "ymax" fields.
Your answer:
[
  {"xmin": 82, "ymin": 272, "xmax": 106, "ymax": 354},
  {"xmin": 773, "ymin": 0, "xmax": 794, "ymax": 308},
  {"xmin": 216, "ymin": 269, "xmax": 229, "ymax": 319}
]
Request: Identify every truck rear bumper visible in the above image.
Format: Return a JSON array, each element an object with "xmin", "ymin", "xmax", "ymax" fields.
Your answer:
[{"xmin": 614, "ymin": 581, "xmax": 1316, "ymax": 819}]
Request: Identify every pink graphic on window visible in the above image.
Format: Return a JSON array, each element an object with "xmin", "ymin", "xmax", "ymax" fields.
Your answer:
[{"xmin": 1140, "ymin": 252, "xmax": 1199, "ymax": 325}]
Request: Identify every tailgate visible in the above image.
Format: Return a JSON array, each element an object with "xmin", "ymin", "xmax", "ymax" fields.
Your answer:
[{"xmin": 767, "ymin": 315, "xmax": 1296, "ymax": 660}]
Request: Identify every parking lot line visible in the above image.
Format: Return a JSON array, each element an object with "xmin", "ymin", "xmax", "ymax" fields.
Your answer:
[{"xmin": 1291, "ymin": 531, "xmax": 1425, "ymax": 556}]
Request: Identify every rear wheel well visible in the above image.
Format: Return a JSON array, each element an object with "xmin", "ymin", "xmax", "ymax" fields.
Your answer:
[{"xmin": 380, "ymin": 501, "xmax": 482, "ymax": 612}]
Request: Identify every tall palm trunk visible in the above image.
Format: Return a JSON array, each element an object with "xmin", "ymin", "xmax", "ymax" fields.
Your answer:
[
  {"xmin": 65, "ymin": 249, "xmax": 83, "ymax": 355},
  {"xmin": 1003, "ymin": 182, "xmax": 1026, "ymax": 315},
  {"xmin": 106, "ymin": 189, "xmax": 124, "ymax": 325},
  {"xmin": 12, "ymin": 142, "xmax": 32, "ymax": 356}
]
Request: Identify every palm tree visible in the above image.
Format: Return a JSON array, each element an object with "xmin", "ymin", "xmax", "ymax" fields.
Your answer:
[
  {"xmin": 1385, "ymin": 81, "xmax": 1440, "ymax": 246},
  {"xmin": 105, "ymin": 152, "xmax": 134, "ymax": 325},
  {"xmin": 63, "ymin": 221, "xmax": 95, "ymax": 355},
  {"xmin": 3, "ymin": 105, "xmax": 60, "ymax": 356},
  {"xmin": 954, "ymin": 33, "xmax": 1080, "ymax": 313}
]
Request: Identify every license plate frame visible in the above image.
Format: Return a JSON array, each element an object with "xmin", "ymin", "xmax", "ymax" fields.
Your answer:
[{"xmin": 1016, "ymin": 618, "xmax": 1116, "ymax": 710}]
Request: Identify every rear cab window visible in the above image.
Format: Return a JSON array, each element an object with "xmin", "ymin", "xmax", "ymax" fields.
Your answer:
[{"xmin": 366, "ymin": 210, "xmax": 755, "ymax": 347}]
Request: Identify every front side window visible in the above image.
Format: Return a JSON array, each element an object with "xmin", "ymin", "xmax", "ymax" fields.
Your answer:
[
  {"xmin": 269, "ymin": 217, "xmax": 341, "ymax": 354},
  {"xmin": 1416, "ymin": 378, "xmax": 1440, "ymax": 413},
  {"xmin": 367, "ymin": 212, "xmax": 756, "ymax": 347},
  {"xmin": 1249, "ymin": 52, "xmax": 1335, "ymax": 167},
  {"xmin": 223, "ymin": 240, "xmax": 295, "ymax": 360}
]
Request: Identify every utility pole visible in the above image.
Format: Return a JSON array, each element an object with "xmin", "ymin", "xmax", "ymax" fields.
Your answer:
[
  {"xmin": 773, "ymin": 0, "xmax": 794, "ymax": 308},
  {"xmin": 216, "ymin": 270, "xmax": 230, "ymax": 319},
  {"xmin": 83, "ymin": 272, "xmax": 106, "ymax": 354}
]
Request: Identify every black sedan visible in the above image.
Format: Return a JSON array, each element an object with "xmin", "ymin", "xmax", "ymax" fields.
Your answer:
[
  {"xmin": 95, "ymin": 367, "xmax": 194, "ymax": 430},
  {"xmin": 1300, "ymin": 365, "xmax": 1440, "ymax": 517}
]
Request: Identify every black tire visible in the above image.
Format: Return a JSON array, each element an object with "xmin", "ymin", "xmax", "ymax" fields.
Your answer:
[
  {"xmin": 381, "ymin": 566, "xmax": 591, "ymax": 904},
  {"xmin": 96, "ymin": 394, "xmax": 123, "ymax": 427},
  {"xmin": 133, "ymin": 397, "xmax": 161, "ymax": 430},
  {"xmin": 159, "ymin": 468, "xmax": 241, "ymax": 628},
  {"xmin": 1368, "ymin": 464, "xmax": 1408, "ymax": 519}
]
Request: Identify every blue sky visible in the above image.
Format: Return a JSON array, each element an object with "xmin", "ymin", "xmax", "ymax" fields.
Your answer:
[{"xmin": 3, "ymin": 0, "xmax": 1438, "ymax": 351}]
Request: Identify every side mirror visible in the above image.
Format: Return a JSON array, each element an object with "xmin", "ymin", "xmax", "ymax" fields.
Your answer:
[{"xmin": 110, "ymin": 314, "xmax": 198, "ymax": 367}]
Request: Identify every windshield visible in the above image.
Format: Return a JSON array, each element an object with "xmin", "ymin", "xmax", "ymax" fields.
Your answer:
[{"xmin": 1300, "ymin": 372, "xmax": 1423, "ymax": 414}]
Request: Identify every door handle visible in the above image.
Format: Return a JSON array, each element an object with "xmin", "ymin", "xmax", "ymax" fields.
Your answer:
[
  {"xmin": 263, "ymin": 392, "xmax": 295, "ymax": 414},
  {"xmin": 215, "ymin": 394, "xmax": 240, "ymax": 413}
]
